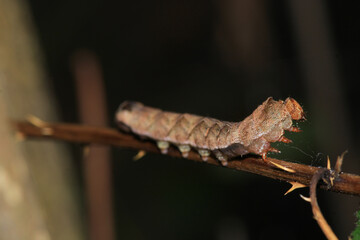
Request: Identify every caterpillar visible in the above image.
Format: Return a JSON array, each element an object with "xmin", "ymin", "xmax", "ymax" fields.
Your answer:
[{"xmin": 115, "ymin": 97, "xmax": 304, "ymax": 166}]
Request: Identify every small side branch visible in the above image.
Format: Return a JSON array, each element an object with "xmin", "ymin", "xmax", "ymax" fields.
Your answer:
[
  {"xmin": 310, "ymin": 169, "xmax": 338, "ymax": 240},
  {"xmin": 14, "ymin": 121, "xmax": 360, "ymax": 196}
]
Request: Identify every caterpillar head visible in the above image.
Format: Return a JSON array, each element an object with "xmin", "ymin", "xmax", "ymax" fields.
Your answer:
[
  {"xmin": 284, "ymin": 98, "xmax": 305, "ymax": 120},
  {"xmin": 116, "ymin": 101, "xmax": 144, "ymax": 131}
]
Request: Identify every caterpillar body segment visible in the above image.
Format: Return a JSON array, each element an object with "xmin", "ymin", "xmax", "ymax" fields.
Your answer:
[{"xmin": 116, "ymin": 97, "xmax": 304, "ymax": 166}]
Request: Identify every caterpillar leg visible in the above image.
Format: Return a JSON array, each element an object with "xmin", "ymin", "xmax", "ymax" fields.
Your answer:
[
  {"xmin": 288, "ymin": 126, "xmax": 302, "ymax": 132},
  {"xmin": 178, "ymin": 144, "xmax": 191, "ymax": 158},
  {"xmin": 261, "ymin": 147, "xmax": 281, "ymax": 161},
  {"xmin": 157, "ymin": 141, "xmax": 169, "ymax": 154},
  {"xmin": 213, "ymin": 150, "xmax": 228, "ymax": 166},
  {"xmin": 278, "ymin": 136, "xmax": 292, "ymax": 143},
  {"xmin": 198, "ymin": 149, "xmax": 210, "ymax": 162}
]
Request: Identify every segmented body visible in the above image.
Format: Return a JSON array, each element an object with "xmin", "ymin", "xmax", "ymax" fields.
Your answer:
[{"xmin": 116, "ymin": 97, "xmax": 304, "ymax": 165}]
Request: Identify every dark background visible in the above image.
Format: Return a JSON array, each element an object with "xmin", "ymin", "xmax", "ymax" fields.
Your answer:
[{"xmin": 27, "ymin": 1, "xmax": 360, "ymax": 239}]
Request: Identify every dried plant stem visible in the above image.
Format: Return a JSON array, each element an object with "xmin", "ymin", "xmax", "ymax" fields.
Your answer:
[
  {"xmin": 310, "ymin": 169, "xmax": 338, "ymax": 240},
  {"xmin": 14, "ymin": 121, "xmax": 360, "ymax": 196}
]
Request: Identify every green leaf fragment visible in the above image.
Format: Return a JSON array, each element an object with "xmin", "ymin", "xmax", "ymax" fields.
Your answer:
[{"xmin": 350, "ymin": 210, "xmax": 360, "ymax": 240}]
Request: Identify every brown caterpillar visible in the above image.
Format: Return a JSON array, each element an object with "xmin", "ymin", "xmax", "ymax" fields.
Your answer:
[{"xmin": 116, "ymin": 97, "xmax": 304, "ymax": 166}]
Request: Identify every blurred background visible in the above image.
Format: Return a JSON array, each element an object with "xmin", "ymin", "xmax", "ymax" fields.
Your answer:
[{"xmin": 1, "ymin": 0, "xmax": 360, "ymax": 239}]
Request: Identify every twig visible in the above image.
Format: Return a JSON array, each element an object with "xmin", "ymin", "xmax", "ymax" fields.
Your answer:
[
  {"xmin": 309, "ymin": 169, "xmax": 338, "ymax": 240},
  {"xmin": 14, "ymin": 120, "xmax": 360, "ymax": 196}
]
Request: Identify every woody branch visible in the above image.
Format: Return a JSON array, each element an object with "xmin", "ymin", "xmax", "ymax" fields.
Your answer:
[{"xmin": 14, "ymin": 120, "xmax": 360, "ymax": 196}]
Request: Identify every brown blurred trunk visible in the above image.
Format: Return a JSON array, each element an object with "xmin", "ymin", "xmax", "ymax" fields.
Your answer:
[
  {"xmin": 214, "ymin": 0, "xmax": 279, "ymax": 103},
  {"xmin": 215, "ymin": 0, "xmax": 274, "ymax": 72},
  {"xmin": 0, "ymin": 0, "xmax": 84, "ymax": 239},
  {"xmin": 72, "ymin": 50, "xmax": 115, "ymax": 240}
]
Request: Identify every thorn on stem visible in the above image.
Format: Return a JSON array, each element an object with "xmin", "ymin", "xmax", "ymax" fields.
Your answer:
[
  {"xmin": 26, "ymin": 115, "xmax": 48, "ymax": 127},
  {"xmin": 269, "ymin": 160, "xmax": 296, "ymax": 173},
  {"xmin": 300, "ymin": 194, "xmax": 311, "ymax": 202},
  {"xmin": 284, "ymin": 182, "xmax": 306, "ymax": 195},
  {"xmin": 133, "ymin": 150, "xmax": 146, "ymax": 161},
  {"xmin": 83, "ymin": 145, "xmax": 90, "ymax": 157},
  {"xmin": 26, "ymin": 115, "xmax": 53, "ymax": 135},
  {"xmin": 327, "ymin": 156, "xmax": 331, "ymax": 170},
  {"xmin": 335, "ymin": 150, "xmax": 347, "ymax": 175}
]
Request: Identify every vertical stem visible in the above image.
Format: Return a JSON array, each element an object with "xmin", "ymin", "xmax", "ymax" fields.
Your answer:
[
  {"xmin": 310, "ymin": 169, "xmax": 338, "ymax": 240},
  {"xmin": 72, "ymin": 50, "xmax": 115, "ymax": 240}
]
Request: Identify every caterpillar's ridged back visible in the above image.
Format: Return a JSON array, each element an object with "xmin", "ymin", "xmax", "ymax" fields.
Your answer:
[{"xmin": 117, "ymin": 101, "xmax": 238, "ymax": 149}]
